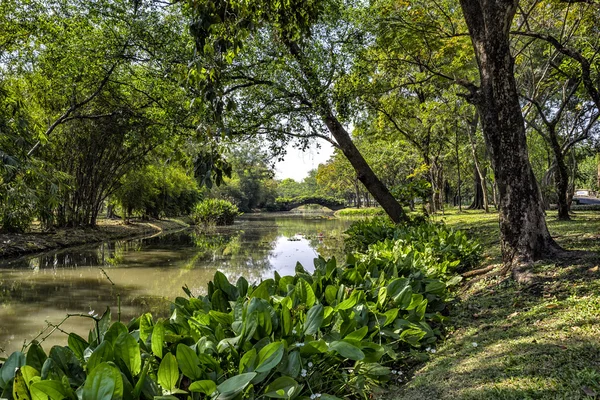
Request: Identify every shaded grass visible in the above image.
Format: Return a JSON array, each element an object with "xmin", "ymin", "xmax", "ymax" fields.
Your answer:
[{"xmin": 390, "ymin": 208, "xmax": 600, "ymax": 400}]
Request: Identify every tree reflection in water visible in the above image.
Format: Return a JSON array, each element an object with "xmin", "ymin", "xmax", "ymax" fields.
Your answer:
[{"xmin": 0, "ymin": 213, "xmax": 352, "ymax": 354}]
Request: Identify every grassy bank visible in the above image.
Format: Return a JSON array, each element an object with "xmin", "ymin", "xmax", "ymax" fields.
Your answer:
[
  {"xmin": 394, "ymin": 209, "xmax": 600, "ymax": 400},
  {"xmin": 0, "ymin": 217, "xmax": 192, "ymax": 259}
]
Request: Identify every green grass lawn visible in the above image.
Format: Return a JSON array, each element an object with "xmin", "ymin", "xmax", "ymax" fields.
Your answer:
[{"xmin": 391, "ymin": 208, "xmax": 600, "ymax": 400}]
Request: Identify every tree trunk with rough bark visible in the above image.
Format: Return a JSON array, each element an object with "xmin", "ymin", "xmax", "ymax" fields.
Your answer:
[
  {"xmin": 323, "ymin": 115, "xmax": 407, "ymax": 222},
  {"xmin": 459, "ymin": 0, "xmax": 561, "ymax": 271},
  {"xmin": 285, "ymin": 39, "xmax": 409, "ymax": 224}
]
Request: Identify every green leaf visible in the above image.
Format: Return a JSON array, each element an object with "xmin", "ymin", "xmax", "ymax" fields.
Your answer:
[
  {"xmin": 239, "ymin": 348, "xmax": 258, "ymax": 373},
  {"xmin": 82, "ymin": 362, "xmax": 123, "ymax": 400},
  {"xmin": 67, "ymin": 333, "xmax": 88, "ymax": 362},
  {"xmin": 0, "ymin": 351, "xmax": 25, "ymax": 388},
  {"xmin": 114, "ymin": 333, "xmax": 141, "ymax": 376},
  {"xmin": 176, "ymin": 344, "xmax": 201, "ymax": 380},
  {"xmin": 344, "ymin": 325, "xmax": 368, "ymax": 341},
  {"xmin": 189, "ymin": 380, "xmax": 217, "ymax": 395},
  {"xmin": 263, "ymin": 376, "xmax": 299, "ymax": 398},
  {"xmin": 13, "ymin": 369, "xmax": 31, "ymax": 400},
  {"xmin": 151, "ymin": 320, "xmax": 165, "ymax": 359},
  {"xmin": 30, "ymin": 380, "xmax": 70, "ymax": 400},
  {"xmin": 26, "ymin": 342, "xmax": 47, "ymax": 371},
  {"xmin": 139, "ymin": 313, "xmax": 153, "ymax": 342},
  {"xmin": 388, "ymin": 278, "xmax": 412, "ymax": 309},
  {"xmin": 304, "ymin": 304, "xmax": 324, "ymax": 336},
  {"xmin": 87, "ymin": 341, "xmax": 114, "ymax": 374},
  {"xmin": 216, "ymin": 372, "xmax": 256, "ymax": 399},
  {"xmin": 20, "ymin": 365, "xmax": 40, "ymax": 390},
  {"xmin": 157, "ymin": 353, "xmax": 179, "ymax": 392},
  {"xmin": 328, "ymin": 341, "xmax": 365, "ymax": 361},
  {"xmin": 256, "ymin": 342, "xmax": 285, "ymax": 373}
]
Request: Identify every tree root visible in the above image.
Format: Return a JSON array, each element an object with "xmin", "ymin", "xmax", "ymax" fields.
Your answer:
[{"xmin": 461, "ymin": 264, "xmax": 498, "ymax": 278}]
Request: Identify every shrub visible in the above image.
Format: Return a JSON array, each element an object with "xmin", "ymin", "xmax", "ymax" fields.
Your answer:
[
  {"xmin": 0, "ymin": 253, "xmax": 452, "ymax": 399},
  {"xmin": 345, "ymin": 217, "xmax": 482, "ymax": 278},
  {"xmin": 191, "ymin": 198, "xmax": 240, "ymax": 225},
  {"xmin": 334, "ymin": 207, "xmax": 386, "ymax": 217}
]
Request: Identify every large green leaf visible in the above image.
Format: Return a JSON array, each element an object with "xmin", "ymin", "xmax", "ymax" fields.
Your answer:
[
  {"xmin": 328, "ymin": 341, "xmax": 365, "ymax": 361},
  {"xmin": 0, "ymin": 351, "xmax": 25, "ymax": 389},
  {"xmin": 176, "ymin": 344, "xmax": 201, "ymax": 380},
  {"xmin": 12, "ymin": 369, "xmax": 31, "ymax": 400},
  {"xmin": 216, "ymin": 372, "xmax": 256, "ymax": 400},
  {"xmin": 30, "ymin": 380, "xmax": 70, "ymax": 400},
  {"xmin": 303, "ymin": 304, "xmax": 324, "ymax": 336},
  {"xmin": 256, "ymin": 342, "xmax": 285, "ymax": 373},
  {"xmin": 139, "ymin": 313, "xmax": 153, "ymax": 342},
  {"xmin": 189, "ymin": 380, "xmax": 217, "ymax": 395},
  {"xmin": 67, "ymin": 333, "xmax": 88, "ymax": 362},
  {"xmin": 157, "ymin": 353, "xmax": 179, "ymax": 392},
  {"xmin": 151, "ymin": 320, "xmax": 165, "ymax": 359},
  {"xmin": 263, "ymin": 376, "xmax": 300, "ymax": 399},
  {"xmin": 87, "ymin": 341, "xmax": 114, "ymax": 374},
  {"xmin": 82, "ymin": 362, "xmax": 123, "ymax": 400},
  {"xmin": 26, "ymin": 342, "xmax": 47, "ymax": 371},
  {"xmin": 114, "ymin": 333, "xmax": 141, "ymax": 376}
]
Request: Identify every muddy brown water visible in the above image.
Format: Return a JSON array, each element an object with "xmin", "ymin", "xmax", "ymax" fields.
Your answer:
[{"xmin": 0, "ymin": 213, "xmax": 352, "ymax": 356}]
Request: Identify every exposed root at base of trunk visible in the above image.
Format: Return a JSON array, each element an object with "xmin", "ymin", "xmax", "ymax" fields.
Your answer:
[{"xmin": 462, "ymin": 264, "xmax": 498, "ymax": 278}]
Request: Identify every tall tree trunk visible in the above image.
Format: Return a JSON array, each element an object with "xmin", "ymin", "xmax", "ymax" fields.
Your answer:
[
  {"xmin": 455, "ymin": 130, "xmax": 463, "ymax": 212},
  {"xmin": 468, "ymin": 166, "xmax": 485, "ymax": 209},
  {"xmin": 466, "ymin": 110, "xmax": 489, "ymax": 212},
  {"xmin": 459, "ymin": 0, "xmax": 561, "ymax": 271},
  {"xmin": 323, "ymin": 115, "xmax": 407, "ymax": 222},
  {"xmin": 286, "ymin": 39, "xmax": 409, "ymax": 224},
  {"xmin": 549, "ymin": 133, "xmax": 570, "ymax": 220}
]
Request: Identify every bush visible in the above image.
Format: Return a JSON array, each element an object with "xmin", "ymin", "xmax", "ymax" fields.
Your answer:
[
  {"xmin": 0, "ymin": 253, "xmax": 450, "ymax": 400},
  {"xmin": 191, "ymin": 198, "xmax": 241, "ymax": 225},
  {"xmin": 334, "ymin": 207, "xmax": 386, "ymax": 217},
  {"xmin": 345, "ymin": 217, "xmax": 482, "ymax": 278}
]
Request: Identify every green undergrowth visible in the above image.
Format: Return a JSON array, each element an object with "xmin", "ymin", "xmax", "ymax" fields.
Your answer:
[
  {"xmin": 0, "ymin": 216, "xmax": 482, "ymax": 400},
  {"xmin": 191, "ymin": 199, "xmax": 241, "ymax": 226},
  {"xmin": 334, "ymin": 208, "xmax": 386, "ymax": 217},
  {"xmin": 394, "ymin": 209, "xmax": 600, "ymax": 400}
]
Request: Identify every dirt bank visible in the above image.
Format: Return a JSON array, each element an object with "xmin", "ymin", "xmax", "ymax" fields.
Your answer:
[{"xmin": 0, "ymin": 218, "xmax": 192, "ymax": 259}]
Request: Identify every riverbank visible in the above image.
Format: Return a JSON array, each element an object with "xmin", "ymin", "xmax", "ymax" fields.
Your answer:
[
  {"xmin": 394, "ymin": 209, "xmax": 600, "ymax": 399},
  {"xmin": 0, "ymin": 217, "xmax": 192, "ymax": 259}
]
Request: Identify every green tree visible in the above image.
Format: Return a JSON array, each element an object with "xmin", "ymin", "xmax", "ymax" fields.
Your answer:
[{"xmin": 185, "ymin": 0, "xmax": 409, "ymax": 222}]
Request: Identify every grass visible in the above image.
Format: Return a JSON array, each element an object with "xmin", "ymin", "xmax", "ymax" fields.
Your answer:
[
  {"xmin": 334, "ymin": 207, "xmax": 387, "ymax": 217},
  {"xmin": 390, "ymin": 208, "xmax": 600, "ymax": 400}
]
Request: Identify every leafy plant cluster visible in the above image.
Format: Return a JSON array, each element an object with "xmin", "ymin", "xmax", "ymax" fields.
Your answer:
[
  {"xmin": 0, "ymin": 248, "xmax": 455, "ymax": 399},
  {"xmin": 115, "ymin": 164, "xmax": 201, "ymax": 220},
  {"xmin": 191, "ymin": 199, "xmax": 241, "ymax": 226},
  {"xmin": 345, "ymin": 217, "xmax": 481, "ymax": 278},
  {"xmin": 334, "ymin": 208, "xmax": 386, "ymax": 217}
]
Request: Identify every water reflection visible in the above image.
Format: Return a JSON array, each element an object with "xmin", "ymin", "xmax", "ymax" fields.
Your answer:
[{"xmin": 0, "ymin": 213, "xmax": 351, "ymax": 355}]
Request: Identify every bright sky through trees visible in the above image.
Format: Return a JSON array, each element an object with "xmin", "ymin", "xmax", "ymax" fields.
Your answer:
[{"xmin": 274, "ymin": 139, "xmax": 334, "ymax": 181}]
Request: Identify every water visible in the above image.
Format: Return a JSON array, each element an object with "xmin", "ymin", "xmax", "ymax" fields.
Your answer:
[{"xmin": 0, "ymin": 213, "xmax": 352, "ymax": 355}]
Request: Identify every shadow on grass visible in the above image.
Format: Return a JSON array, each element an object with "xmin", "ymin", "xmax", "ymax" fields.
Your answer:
[{"xmin": 393, "ymin": 254, "xmax": 600, "ymax": 400}]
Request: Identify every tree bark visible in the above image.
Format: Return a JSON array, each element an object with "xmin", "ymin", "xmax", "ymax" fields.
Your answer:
[
  {"xmin": 466, "ymin": 110, "xmax": 489, "ymax": 211},
  {"xmin": 468, "ymin": 165, "xmax": 485, "ymax": 209},
  {"xmin": 284, "ymin": 39, "xmax": 409, "ymax": 223},
  {"xmin": 323, "ymin": 115, "xmax": 407, "ymax": 222},
  {"xmin": 459, "ymin": 0, "xmax": 561, "ymax": 269}
]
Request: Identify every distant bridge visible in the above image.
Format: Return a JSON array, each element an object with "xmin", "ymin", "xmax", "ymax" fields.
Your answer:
[{"xmin": 273, "ymin": 196, "xmax": 346, "ymax": 211}]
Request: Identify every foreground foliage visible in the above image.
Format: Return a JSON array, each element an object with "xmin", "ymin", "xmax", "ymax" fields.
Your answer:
[
  {"xmin": 345, "ymin": 217, "xmax": 481, "ymax": 278},
  {"xmin": 0, "ymin": 217, "xmax": 485, "ymax": 399}
]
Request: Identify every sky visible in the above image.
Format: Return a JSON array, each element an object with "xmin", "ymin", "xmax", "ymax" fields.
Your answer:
[{"xmin": 274, "ymin": 138, "xmax": 335, "ymax": 181}]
